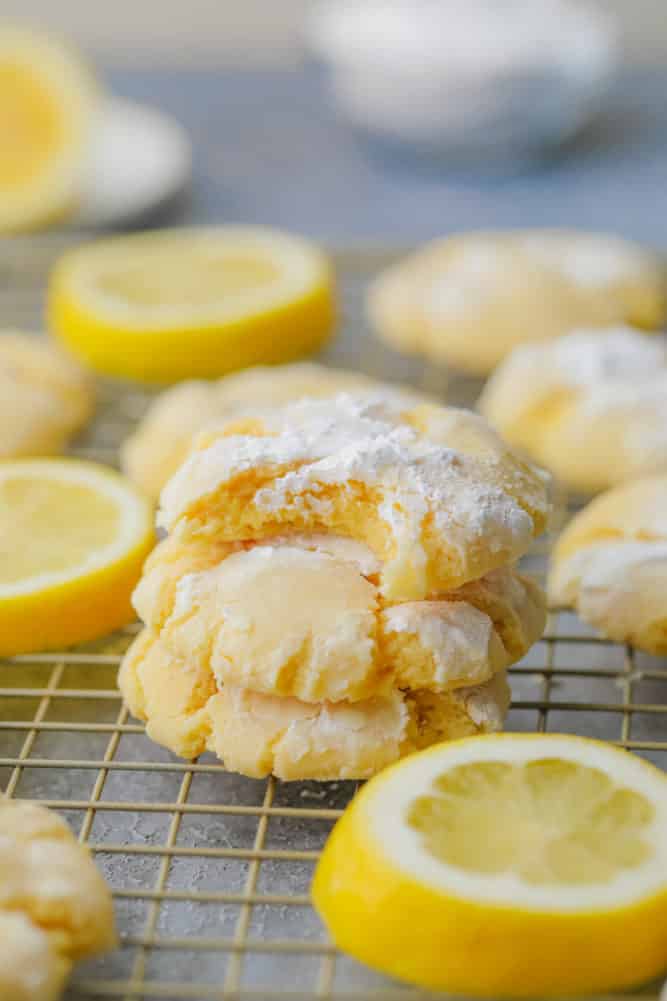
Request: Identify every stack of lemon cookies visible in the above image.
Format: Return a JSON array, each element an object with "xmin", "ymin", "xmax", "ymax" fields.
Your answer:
[{"xmin": 120, "ymin": 391, "xmax": 550, "ymax": 780}]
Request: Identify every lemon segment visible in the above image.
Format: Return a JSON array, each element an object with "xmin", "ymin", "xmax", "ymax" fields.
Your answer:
[
  {"xmin": 0, "ymin": 25, "xmax": 96, "ymax": 231},
  {"xmin": 48, "ymin": 227, "xmax": 336, "ymax": 383},
  {"xmin": 313, "ymin": 734, "xmax": 667, "ymax": 997},
  {"xmin": 0, "ymin": 460, "xmax": 154, "ymax": 655}
]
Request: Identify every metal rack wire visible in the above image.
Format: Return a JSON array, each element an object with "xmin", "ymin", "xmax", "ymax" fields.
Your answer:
[{"xmin": 0, "ymin": 239, "xmax": 665, "ymax": 1001}]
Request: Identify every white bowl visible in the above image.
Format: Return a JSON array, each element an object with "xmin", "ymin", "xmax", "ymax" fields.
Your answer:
[
  {"xmin": 308, "ymin": 0, "xmax": 619, "ymax": 162},
  {"xmin": 74, "ymin": 97, "xmax": 192, "ymax": 227}
]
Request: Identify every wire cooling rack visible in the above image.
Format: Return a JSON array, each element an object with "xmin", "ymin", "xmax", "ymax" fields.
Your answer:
[{"xmin": 1, "ymin": 238, "xmax": 666, "ymax": 1001}]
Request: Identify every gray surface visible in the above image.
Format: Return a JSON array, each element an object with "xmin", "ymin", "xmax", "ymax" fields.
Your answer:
[{"xmin": 95, "ymin": 64, "xmax": 667, "ymax": 249}]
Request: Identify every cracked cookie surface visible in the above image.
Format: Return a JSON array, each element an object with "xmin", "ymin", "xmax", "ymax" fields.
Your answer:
[
  {"xmin": 0, "ymin": 333, "xmax": 93, "ymax": 458},
  {"xmin": 120, "ymin": 629, "xmax": 510, "ymax": 780},
  {"xmin": 480, "ymin": 327, "xmax": 667, "ymax": 494},
  {"xmin": 158, "ymin": 395, "xmax": 549, "ymax": 601},
  {"xmin": 0, "ymin": 798, "xmax": 115, "ymax": 1001},
  {"xmin": 122, "ymin": 362, "xmax": 431, "ymax": 500},
  {"xmin": 368, "ymin": 231, "xmax": 665, "ymax": 375},
  {"xmin": 549, "ymin": 475, "xmax": 667, "ymax": 652}
]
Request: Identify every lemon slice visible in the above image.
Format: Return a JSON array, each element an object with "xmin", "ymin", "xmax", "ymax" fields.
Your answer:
[
  {"xmin": 0, "ymin": 459, "xmax": 154, "ymax": 655},
  {"xmin": 48, "ymin": 226, "xmax": 336, "ymax": 383},
  {"xmin": 0, "ymin": 24, "xmax": 96, "ymax": 232},
  {"xmin": 313, "ymin": 734, "xmax": 667, "ymax": 997}
]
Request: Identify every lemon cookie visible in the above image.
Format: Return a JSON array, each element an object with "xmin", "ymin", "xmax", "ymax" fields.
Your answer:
[
  {"xmin": 0, "ymin": 333, "xmax": 93, "ymax": 457},
  {"xmin": 0, "ymin": 911, "xmax": 69, "ymax": 1001},
  {"xmin": 158, "ymin": 395, "xmax": 550, "ymax": 600},
  {"xmin": 548, "ymin": 476, "xmax": 667, "ymax": 652},
  {"xmin": 0, "ymin": 798, "xmax": 115, "ymax": 1000},
  {"xmin": 205, "ymin": 675, "xmax": 510, "ymax": 781},
  {"xmin": 121, "ymin": 362, "xmax": 428, "ymax": 500},
  {"xmin": 368, "ymin": 231, "xmax": 666, "ymax": 375},
  {"xmin": 136, "ymin": 538, "xmax": 544, "ymax": 703},
  {"xmin": 479, "ymin": 327, "xmax": 667, "ymax": 494},
  {"xmin": 120, "ymin": 630, "xmax": 510, "ymax": 779}
]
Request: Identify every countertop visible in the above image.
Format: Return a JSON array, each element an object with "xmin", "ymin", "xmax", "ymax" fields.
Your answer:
[{"xmin": 106, "ymin": 63, "xmax": 667, "ymax": 247}]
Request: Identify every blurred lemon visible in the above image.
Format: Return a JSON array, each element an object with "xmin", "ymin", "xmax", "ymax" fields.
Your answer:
[
  {"xmin": 48, "ymin": 226, "xmax": 336, "ymax": 382},
  {"xmin": 313, "ymin": 733, "xmax": 667, "ymax": 997},
  {"xmin": 0, "ymin": 24, "xmax": 96, "ymax": 232},
  {"xmin": 0, "ymin": 459, "xmax": 154, "ymax": 654}
]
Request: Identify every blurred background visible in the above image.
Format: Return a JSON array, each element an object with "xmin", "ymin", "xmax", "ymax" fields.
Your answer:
[
  {"xmin": 3, "ymin": 0, "xmax": 667, "ymax": 64},
  {"xmin": 2, "ymin": 0, "xmax": 667, "ymax": 242}
]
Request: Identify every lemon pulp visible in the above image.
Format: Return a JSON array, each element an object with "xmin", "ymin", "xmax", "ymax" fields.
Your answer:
[
  {"xmin": 0, "ymin": 476, "xmax": 119, "ymax": 585},
  {"xmin": 95, "ymin": 248, "xmax": 280, "ymax": 310},
  {"xmin": 0, "ymin": 63, "xmax": 61, "ymax": 188},
  {"xmin": 312, "ymin": 735, "xmax": 667, "ymax": 996},
  {"xmin": 0, "ymin": 459, "xmax": 154, "ymax": 654},
  {"xmin": 408, "ymin": 758, "xmax": 653, "ymax": 885}
]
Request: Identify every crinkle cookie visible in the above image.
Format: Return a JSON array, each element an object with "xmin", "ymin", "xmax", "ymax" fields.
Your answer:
[
  {"xmin": 119, "ymin": 630, "xmax": 510, "ymax": 780},
  {"xmin": 121, "ymin": 362, "xmax": 431, "ymax": 500},
  {"xmin": 158, "ymin": 395, "xmax": 550, "ymax": 601},
  {"xmin": 0, "ymin": 798, "xmax": 115, "ymax": 1001},
  {"xmin": 548, "ymin": 476, "xmax": 667, "ymax": 653},
  {"xmin": 0, "ymin": 332, "xmax": 93, "ymax": 458},
  {"xmin": 479, "ymin": 327, "xmax": 667, "ymax": 494},
  {"xmin": 368, "ymin": 231, "xmax": 666, "ymax": 375},
  {"xmin": 134, "ymin": 536, "xmax": 545, "ymax": 703}
]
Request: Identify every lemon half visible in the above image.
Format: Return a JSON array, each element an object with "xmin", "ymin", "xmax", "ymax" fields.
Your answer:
[
  {"xmin": 0, "ymin": 459, "xmax": 154, "ymax": 654},
  {"xmin": 313, "ymin": 733, "xmax": 667, "ymax": 997},
  {"xmin": 0, "ymin": 24, "xmax": 96, "ymax": 232},
  {"xmin": 48, "ymin": 226, "xmax": 336, "ymax": 382}
]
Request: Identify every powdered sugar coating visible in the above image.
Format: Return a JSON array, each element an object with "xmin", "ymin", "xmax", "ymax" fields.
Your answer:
[
  {"xmin": 552, "ymin": 540, "xmax": 667, "ymax": 597},
  {"xmin": 159, "ymin": 394, "xmax": 547, "ymax": 599},
  {"xmin": 369, "ymin": 230, "xmax": 665, "ymax": 376},
  {"xmin": 121, "ymin": 361, "xmax": 432, "ymax": 500},
  {"xmin": 479, "ymin": 327, "xmax": 667, "ymax": 493},
  {"xmin": 549, "ymin": 474, "xmax": 667, "ymax": 652},
  {"xmin": 518, "ymin": 233, "xmax": 650, "ymax": 288},
  {"xmin": 532, "ymin": 327, "xmax": 665, "ymax": 387},
  {"xmin": 382, "ymin": 600, "xmax": 496, "ymax": 686},
  {"xmin": 119, "ymin": 628, "xmax": 511, "ymax": 780},
  {"xmin": 428, "ymin": 241, "xmax": 509, "ymax": 317},
  {"xmin": 143, "ymin": 541, "xmax": 542, "ymax": 703}
]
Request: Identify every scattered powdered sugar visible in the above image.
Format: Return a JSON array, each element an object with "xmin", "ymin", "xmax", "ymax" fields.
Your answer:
[
  {"xmin": 563, "ymin": 541, "xmax": 667, "ymax": 592},
  {"xmin": 156, "ymin": 394, "xmax": 542, "ymax": 600},
  {"xmin": 383, "ymin": 600, "xmax": 494, "ymax": 683},
  {"xmin": 425, "ymin": 230, "xmax": 650, "ymax": 322},
  {"xmin": 545, "ymin": 330, "xmax": 667, "ymax": 462},
  {"xmin": 495, "ymin": 329, "xmax": 667, "ymax": 441},
  {"xmin": 579, "ymin": 377, "xmax": 667, "ymax": 465},
  {"xmin": 171, "ymin": 571, "xmax": 207, "ymax": 620},
  {"xmin": 519, "ymin": 233, "xmax": 649, "ymax": 288},
  {"xmin": 427, "ymin": 242, "xmax": 508, "ymax": 318},
  {"xmin": 560, "ymin": 241, "xmax": 646, "ymax": 287},
  {"xmin": 548, "ymin": 327, "xmax": 667, "ymax": 386},
  {"xmin": 159, "ymin": 395, "xmax": 535, "ymax": 557},
  {"xmin": 484, "ymin": 328, "xmax": 667, "ymax": 483}
]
